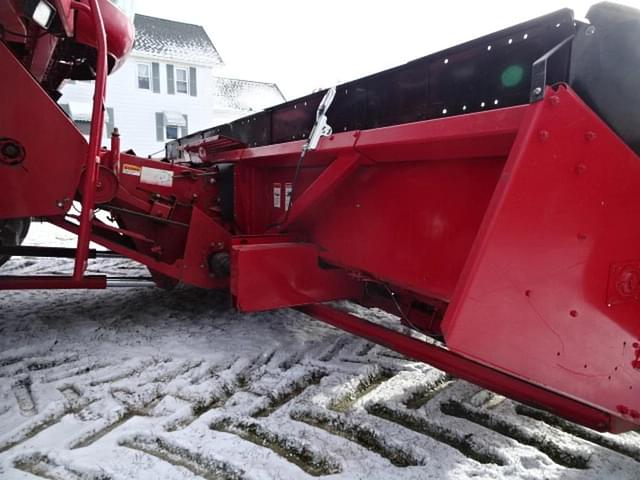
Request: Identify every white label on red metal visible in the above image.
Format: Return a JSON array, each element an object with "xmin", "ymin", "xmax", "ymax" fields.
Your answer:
[
  {"xmin": 285, "ymin": 182, "xmax": 293, "ymax": 211},
  {"xmin": 273, "ymin": 183, "xmax": 282, "ymax": 208},
  {"xmin": 122, "ymin": 164, "xmax": 141, "ymax": 176},
  {"xmin": 140, "ymin": 166, "xmax": 173, "ymax": 187}
]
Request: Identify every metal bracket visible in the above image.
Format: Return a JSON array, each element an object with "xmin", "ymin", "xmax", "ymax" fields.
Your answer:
[
  {"xmin": 306, "ymin": 86, "xmax": 336, "ymax": 151},
  {"xmin": 530, "ymin": 34, "xmax": 575, "ymax": 102}
]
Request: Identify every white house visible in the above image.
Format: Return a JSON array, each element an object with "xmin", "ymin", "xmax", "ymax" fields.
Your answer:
[{"xmin": 59, "ymin": 14, "xmax": 285, "ymax": 157}]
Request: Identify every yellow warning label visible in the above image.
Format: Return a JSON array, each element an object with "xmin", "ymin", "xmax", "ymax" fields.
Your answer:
[{"xmin": 122, "ymin": 164, "xmax": 141, "ymax": 176}]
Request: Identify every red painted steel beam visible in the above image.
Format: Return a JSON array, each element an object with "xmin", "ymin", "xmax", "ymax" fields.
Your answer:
[
  {"xmin": 0, "ymin": 275, "xmax": 106, "ymax": 290},
  {"xmin": 48, "ymin": 216, "xmax": 226, "ymax": 290},
  {"xmin": 71, "ymin": 0, "xmax": 108, "ymax": 281},
  {"xmin": 207, "ymin": 105, "xmax": 528, "ymax": 165},
  {"xmin": 49, "ymin": 217, "xmax": 180, "ymax": 279},
  {"xmin": 297, "ymin": 303, "xmax": 614, "ymax": 432}
]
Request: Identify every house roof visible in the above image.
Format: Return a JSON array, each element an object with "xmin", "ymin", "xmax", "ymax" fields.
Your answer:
[
  {"xmin": 212, "ymin": 77, "xmax": 286, "ymax": 112},
  {"xmin": 133, "ymin": 14, "xmax": 223, "ymax": 67}
]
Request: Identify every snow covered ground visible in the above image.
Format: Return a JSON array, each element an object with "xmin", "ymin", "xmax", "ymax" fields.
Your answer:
[{"xmin": 0, "ymin": 222, "xmax": 638, "ymax": 479}]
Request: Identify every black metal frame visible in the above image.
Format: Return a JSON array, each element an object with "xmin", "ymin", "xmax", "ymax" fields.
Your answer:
[
  {"xmin": 167, "ymin": 3, "xmax": 640, "ymax": 158},
  {"xmin": 167, "ymin": 8, "xmax": 575, "ymax": 158}
]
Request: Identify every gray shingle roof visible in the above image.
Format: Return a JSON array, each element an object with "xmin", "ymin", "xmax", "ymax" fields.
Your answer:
[
  {"xmin": 133, "ymin": 14, "xmax": 223, "ymax": 66},
  {"xmin": 212, "ymin": 77, "xmax": 286, "ymax": 112}
]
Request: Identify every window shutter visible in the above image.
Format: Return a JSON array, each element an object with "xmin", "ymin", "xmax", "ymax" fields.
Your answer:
[
  {"xmin": 152, "ymin": 62, "xmax": 160, "ymax": 93},
  {"xmin": 166, "ymin": 64, "xmax": 175, "ymax": 95},
  {"xmin": 155, "ymin": 112, "xmax": 164, "ymax": 141},
  {"xmin": 106, "ymin": 107, "xmax": 115, "ymax": 138},
  {"xmin": 181, "ymin": 114, "xmax": 189, "ymax": 137},
  {"xmin": 189, "ymin": 67, "xmax": 197, "ymax": 97}
]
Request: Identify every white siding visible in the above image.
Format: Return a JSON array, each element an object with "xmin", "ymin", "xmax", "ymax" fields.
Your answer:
[{"xmin": 60, "ymin": 53, "xmax": 216, "ymax": 158}]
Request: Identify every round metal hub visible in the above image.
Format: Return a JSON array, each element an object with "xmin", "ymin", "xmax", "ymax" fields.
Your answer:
[{"xmin": 0, "ymin": 138, "xmax": 26, "ymax": 167}]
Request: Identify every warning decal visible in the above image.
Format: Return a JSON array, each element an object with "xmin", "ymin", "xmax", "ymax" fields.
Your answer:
[{"xmin": 122, "ymin": 164, "xmax": 141, "ymax": 176}]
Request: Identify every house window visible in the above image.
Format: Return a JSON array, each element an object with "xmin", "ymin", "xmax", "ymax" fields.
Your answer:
[
  {"xmin": 137, "ymin": 63, "xmax": 150, "ymax": 89},
  {"xmin": 166, "ymin": 65, "xmax": 197, "ymax": 96},
  {"xmin": 165, "ymin": 125, "xmax": 179, "ymax": 140},
  {"xmin": 156, "ymin": 111, "xmax": 188, "ymax": 142},
  {"xmin": 175, "ymin": 68, "xmax": 188, "ymax": 94}
]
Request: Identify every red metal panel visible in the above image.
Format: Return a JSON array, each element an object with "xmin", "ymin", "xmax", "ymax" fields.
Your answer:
[
  {"xmin": 231, "ymin": 243, "xmax": 362, "ymax": 311},
  {"xmin": 234, "ymin": 162, "xmax": 326, "ymax": 234},
  {"xmin": 115, "ymin": 153, "xmax": 222, "ymax": 215},
  {"xmin": 353, "ymin": 106, "xmax": 527, "ymax": 163},
  {"xmin": 309, "ymin": 156, "xmax": 506, "ymax": 301},
  {"xmin": 74, "ymin": 0, "xmax": 134, "ymax": 72},
  {"xmin": 0, "ymin": 41, "xmax": 87, "ymax": 219},
  {"xmin": 232, "ymin": 107, "xmax": 526, "ymax": 300},
  {"xmin": 443, "ymin": 86, "xmax": 640, "ymax": 428}
]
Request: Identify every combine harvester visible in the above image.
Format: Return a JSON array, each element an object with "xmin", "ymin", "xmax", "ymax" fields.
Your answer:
[{"xmin": 1, "ymin": 0, "xmax": 639, "ymax": 433}]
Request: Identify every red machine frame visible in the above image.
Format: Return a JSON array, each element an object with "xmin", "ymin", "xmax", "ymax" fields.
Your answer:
[{"xmin": 0, "ymin": 1, "xmax": 638, "ymax": 433}]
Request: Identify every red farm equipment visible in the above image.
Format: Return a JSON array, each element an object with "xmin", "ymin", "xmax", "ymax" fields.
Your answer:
[{"xmin": 1, "ymin": 0, "xmax": 639, "ymax": 433}]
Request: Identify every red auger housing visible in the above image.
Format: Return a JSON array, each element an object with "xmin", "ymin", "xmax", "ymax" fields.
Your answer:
[
  {"xmin": 0, "ymin": 0, "xmax": 133, "ymax": 94},
  {"xmin": 0, "ymin": 1, "xmax": 639, "ymax": 433}
]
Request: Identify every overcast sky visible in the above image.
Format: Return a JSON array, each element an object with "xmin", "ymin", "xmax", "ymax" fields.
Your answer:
[{"xmin": 133, "ymin": 0, "xmax": 640, "ymax": 100}]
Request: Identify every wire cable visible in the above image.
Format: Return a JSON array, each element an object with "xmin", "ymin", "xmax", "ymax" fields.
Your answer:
[{"xmin": 384, "ymin": 283, "xmax": 423, "ymax": 333}]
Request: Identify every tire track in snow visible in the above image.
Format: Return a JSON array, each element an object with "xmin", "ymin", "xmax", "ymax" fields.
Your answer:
[
  {"xmin": 1, "ymin": 238, "xmax": 639, "ymax": 479},
  {"xmin": 119, "ymin": 434, "xmax": 245, "ymax": 480},
  {"xmin": 13, "ymin": 452, "xmax": 112, "ymax": 480}
]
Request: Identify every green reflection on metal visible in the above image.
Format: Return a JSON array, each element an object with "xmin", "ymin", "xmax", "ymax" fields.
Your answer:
[{"xmin": 501, "ymin": 65, "xmax": 525, "ymax": 88}]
